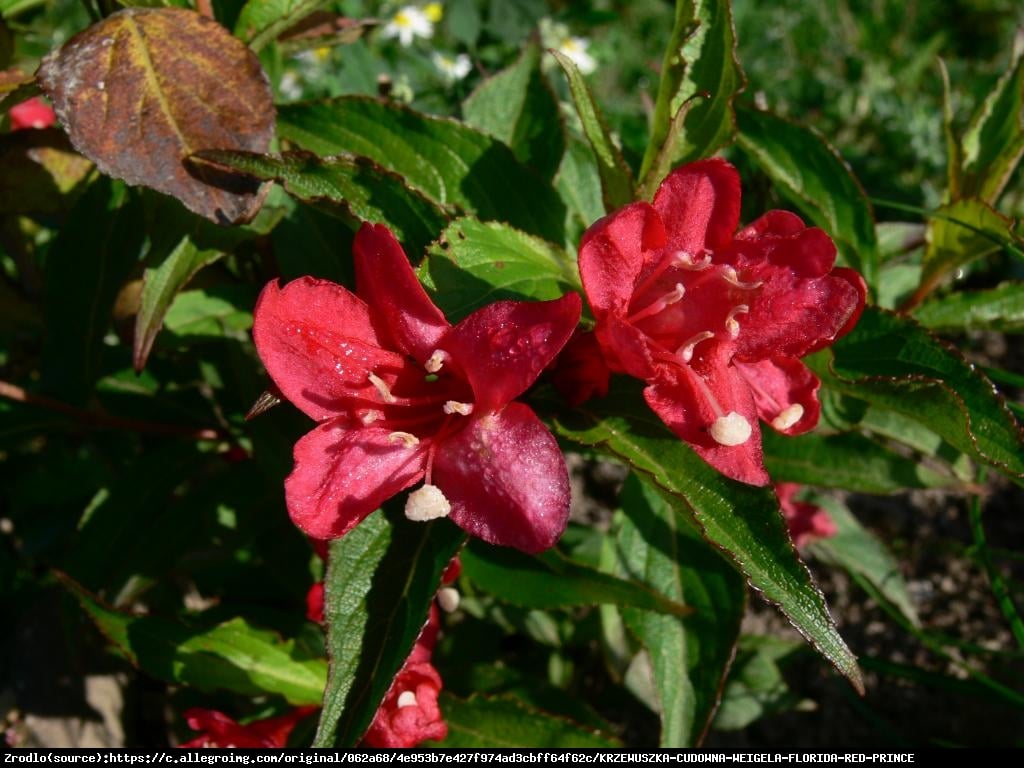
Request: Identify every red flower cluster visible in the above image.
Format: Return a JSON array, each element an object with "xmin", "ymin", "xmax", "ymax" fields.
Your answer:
[
  {"xmin": 179, "ymin": 707, "xmax": 316, "ymax": 749},
  {"xmin": 8, "ymin": 97, "xmax": 56, "ymax": 131},
  {"xmin": 776, "ymin": 483, "xmax": 838, "ymax": 547},
  {"xmin": 566, "ymin": 159, "xmax": 865, "ymax": 485}
]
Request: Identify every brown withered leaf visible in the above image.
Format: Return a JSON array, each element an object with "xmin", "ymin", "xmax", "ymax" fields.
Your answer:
[{"xmin": 36, "ymin": 8, "xmax": 275, "ymax": 225}]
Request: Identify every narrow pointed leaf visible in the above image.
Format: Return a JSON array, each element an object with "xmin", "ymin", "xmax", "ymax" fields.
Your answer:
[
  {"xmin": 913, "ymin": 282, "xmax": 1024, "ymax": 333},
  {"xmin": 556, "ymin": 138, "xmax": 605, "ymax": 245},
  {"xmin": 736, "ymin": 106, "xmax": 879, "ymax": 290},
  {"xmin": 315, "ymin": 508, "xmax": 465, "ymax": 747},
  {"xmin": 616, "ymin": 474, "xmax": 746, "ymax": 746},
  {"xmin": 278, "ymin": 97, "xmax": 565, "ymax": 244}
]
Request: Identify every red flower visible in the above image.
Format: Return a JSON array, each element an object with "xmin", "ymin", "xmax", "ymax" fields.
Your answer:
[
  {"xmin": 8, "ymin": 97, "xmax": 56, "ymax": 131},
  {"xmin": 305, "ymin": 581, "xmax": 325, "ymax": 623},
  {"xmin": 253, "ymin": 223, "xmax": 580, "ymax": 552},
  {"xmin": 776, "ymin": 483, "xmax": 838, "ymax": 547},
  {"xmin": 576, "ymin": 159, "xmax": 865, "ymax": 485},
  {"xmin": 180, "ymin": 707, "xmax": 315, "ymax": 748}
]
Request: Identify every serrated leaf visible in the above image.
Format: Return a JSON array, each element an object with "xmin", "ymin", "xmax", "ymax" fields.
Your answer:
[
  {"xmin": 550, "ymin": 49, "xmax": 635, "ymax": 212},
  {"xmin": 37, "ymin": 7, "xmax": 274, "ymax": 224},
  {"xmin": 463, "ymin": 42, "xmax": 565, "ymax": 181},
  {"xmin": 432, "ymin": 694, "xmax": 620, "ymax": 748},
  {"xmin": 808, "ymin": 496, "xmax": 919, "ymax": 626},
  {"xmin": 417, "ymin": 216, "xmax": 581, "ymax": 322},
  {"xmin": 315, "ymin": 508, "xmax": 465, "ymax": 747},
  {"xmin": 807, "ymin": 307, "xmax": 1024, "ymax": 485},
  {"xmin": 235, "ymin": 0, "xmax": 331, "ymax": 51},
  {"xmin": 640, "ymin": 0, "xmax": 744, "ymax": 183},
  {"xmin": 62, "ymin": 575, "xmax": 326, "ymax": 705},
  {"xmin": 459, "ymin": 538, "xmax": 692, "ymax": 617},
  {"xmin": 961, "ymin": 42, "xmax": 1024, "ymax": 203},
  {"xmin": 914, "ymin": 282, "xmax": 1024, "ymax": 333},
  {"xmin": 762, "ymin": 430, "xmax": 958, "ymax": 493},
  {"xmin": 616, "ymin": 474, "xmax": 746, "ymax": 746},
  {"xmin": 190, "ymin": 150, "xmax": 448, "ymax": 258},
  {"xmin": 278, "ymin": 97, "xmax": 565, "ymax": 244},
  {"xmin": 539, "ymin": 379, "xmax": 863, "ymax": 691},
  {"xmin": 736, "ymin": 106, "xmax": 879, "ymax": 291}
]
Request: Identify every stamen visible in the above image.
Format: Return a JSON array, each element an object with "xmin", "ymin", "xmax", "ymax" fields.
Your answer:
[
  {"xmin": 425, "ymin": 349, "xmax": 448, "ymax": 373},
  {"xmin": 771, "ymin": 404, "xmax": 804, "ymax": 431},
  {"xmin": 397, "ymin": 691, "xmax": 418, "ymax": 709},
  {"xmin": 676, "ymin": 331, "xmax": 715, "ymax": 363},
  {"xmin": 443, "ymin": 400, "xmax": 474, "ymax": 416},
  {"xmin": 405, "ymin": 484, "xmax": 451, "ymax": 522},
  {"xmin": 627, "ymin": 283, "xmax": 686, "ymax": 323},
  {"xmin": 710, "ymin": 412, "xmax": 753, "ymax": 446},
  {"xmin": 673, "ymin": 250, "xmax": 712, "ymax": 270},
  {"xmin": 721, "ymin": 266, "xmax": 763, "ymax": 290},
  {"xmin": 437, "ymin": 587, "xmax": 460, "ymax": 613},
  {"xmin": 367, "ymin": 372, "xmax": 396, "ymax": 403},
  {"xmin": 725, "ymin": 304, "xmax": 750, "ymax": 338},
  {"xmin": 388, "ymin": 431, "xmax": 420, "ymax": 448},
  {"xmin": 360, "ymin": 409, "xmax": 384, "ymax": 425}
]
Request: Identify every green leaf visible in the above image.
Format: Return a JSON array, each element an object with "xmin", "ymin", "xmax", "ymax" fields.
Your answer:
[
  {"xmin": 640, "ymin": 0, "xmax": 743, "ymax": 182},
  {"xmin": 961, "ymin": 42, "xmax": 1024, "ymax": 204},
  {"xmin": 550, "ymin": 49, "xmax": 636, "ymax": 212},
  {"xmin": 277, "ymin": 97, "xmax": 565, "ymax": 244},
  {"xmin": 615, "ymin": 474, "xmax": 746, "ymax": 746},
  {"xmin": 540, "ymin": 379, "xmax": 863, "ymax": 691},
  {"xmin": 315, "ymin": 508, "xmax": 465, "ymax": 747},
  {"xmin": 736, "ymin": 106, "xmax": 879, "ymax": 291},
  {"xmin": 807, "ymin": 307, "xmax": 1024, "ymax": 485},
  {"xmin": 42, "ymin": 179, "xmax": 146, "ymax": 405},
  {"xmin": 556, "ymin": 138, "xmax": 605, "ymax": 245},
  {"xmin": 234, "ymin": 0, "xmax": 331, "ymax": 51},
  {"xmin": 762, "ymin": 430, "xmax": 958, "ymax": 493},
  {"xmin": 914, "ymin": 282, "xmax": 1024, "ymax": 333},
  {"xmin": 460, "ymin": 538, "xmax": 693, "ymax": 617},
  {"xmin": 462, "ymin": 42, "xmax": 565, "ymax": 181},
  {"xmin": 163, "ymin": 287, "xmax": 255, "ymax": 340},
  {"xmin": 713, "ymin": 636, "xmax": 804, "ymax": 731},
  {"xmin": 808, "ymin": 495, "xmax": 919, "ymax": 626},
  {"xmin": 62, "ymin": 575, "xmax": 326, "ymax": 705},
  {"xmin": 446, "ymin": 0, "xmax": 481, "ymax": 47},
  {"xmin": 190, "ymin": 149, "xmax": 449, "ymax": 258},
  {"xmin": 432, "ymin": 693, "xmax": 620, "ymax": 748},
  {"xmin": 418, "ymin": 217, "xmax": 581, "ymax": 322}
]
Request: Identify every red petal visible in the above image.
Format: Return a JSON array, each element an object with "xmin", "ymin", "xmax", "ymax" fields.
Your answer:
[
  {"xmin": 9, "ymin": 97, "xmax": 56, "ymax": 131},
  {"xmin": 433, "ymin": 404, "xmax": 570, "ymax": 553},
  {"xmin": 443, "ymin": 293, "xmax": 581, "ymax": 410},
  {"xmin": 734, "ymin": 357, "xmax": 821, "ymax": 436},
  {"xmin": 652, "ymin": 158, "xmax": 741, "ymax": 254},
  {"xmin": 736, "ymin": 209, "xmax": 806, "ymax": 240},
  {"xmin": 644, "ymin": 355, "xmax": 769, "ymax": 486},
  {"xmin": 550, "ymin": 329, "xmax": 612, "ymax": 406},
  {"xmin": 285, "ymin": 421, "xmax": 426, "ymax": 539},
  {"xmin": 830, "ymin": 267, "xmax": 868, "ymax": 342},
  {"xmin": 354, "ymin": 223, "xmax": 450, "ymax": 364},
  {"xmin": 253, "ymin": 277, "xmax": 402, "ymax": 421},
  {"xmin": 363, "ymin": 661, "xmax": 447, "ymax": 748}
]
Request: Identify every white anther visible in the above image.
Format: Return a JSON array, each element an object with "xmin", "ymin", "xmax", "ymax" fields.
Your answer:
[
  {"xmin": 437, "ymin": 587, "xmax": 461, "ymax": 613},
  {"xmin": 367, "ymin": 372, "xmax": 396, "ymax": 403},
  {"xmin": 405, "ymin": 484, "xmax": 451, "ymax": 522},
  {"xmin": 360, "ymin": 409, "xmax": 384, "ymax": 425},
  {"xmin": 425, "ymin": 349, "xmax": 448, "ymax": 373},
  {"xmin": 721, "ymin": 266, "xmax": 763, "ymax": 290},
  {"xmin": 388, "ymin": 431, "xmax": 420, "ymax": 448},
  {"xmin": 710, "ymin": 412, "xmax": 753, "ymax": 446},
  {"xmin": 443, "ymin": 400, "xmax": 474, "ymax": 416},
  {"xmin": 771, "ymin": 404, "xmax": 805, "ymax": 431},
  {"xmin": 725, "ymin": 304, "xmax": 750, "ymax": 338},
  {"xmin": 677, "ymin": 331, "xmax": 715, "ymax": 363},
  {"xmin": 673, "ymin": 250, "xmax": 712, "ymax": 270},
  {"xmin": 397, "ymin": 691, "xmax": 418, "ymax": 709}
]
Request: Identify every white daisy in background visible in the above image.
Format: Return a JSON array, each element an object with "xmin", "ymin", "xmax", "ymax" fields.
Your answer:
[
  {"xmin": 278, "ymin": 71, "xmax": 302, "ymax": 101},
  {"xmin": 432, "ymin": 51, "xmax": 472, "ymax": 82},
  {"xmin": 557, "ymin": 35, "xmax": 597, "ymax": 74},
  {"xmin": 382, "ymin": 5, "xmax": 435, "ymax": 47}
]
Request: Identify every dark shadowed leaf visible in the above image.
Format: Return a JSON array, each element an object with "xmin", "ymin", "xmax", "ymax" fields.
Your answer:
[
  {"xmin": 463, "ymin": 42, "xmax": 565, "ymax": 181},
  {"xmin": 418, "ymin": 217, "xmax": 581, "ymax": 322},
  {"xmin": 37, "ymin": 7, "xmax": 275, "ymax": 224},
  {"xmin": 278, "ymin": 97, "xmax": 565, "ymax": 244},
  {"xmin": 538, "ymin": 379, "xmax": 862, "ymax": 691},
  {"xmin": 713, "ymin": 636, "xmax": 804, "ymax": 730},
  {"xmin": 315, "ymin": 508, "xmax": 465, "ymax": 747},
  {"xmin": 616, "ymin": 475, "xmax": 746, "ymax": 746},
  {"xmin": 63, "ymin": 575, "xmax": 326, "ymax": 705},
  {"xmin": 431, "ymin": 694, "xmax": 620, "ymax": 748},
  {"xmin": 913, "ymin": 282, "xmax": 1024, "ymax": 333},
  {"xmin": 234, "ymin": 0, "xmax": 332, "ymax": 51},
  {"xmin": 736, "ymin": 106, "xmax": 879, "ymax": 290},
  {"xmin": 0, "ymin": 128, "xmax": 93, "ymax": 214}
]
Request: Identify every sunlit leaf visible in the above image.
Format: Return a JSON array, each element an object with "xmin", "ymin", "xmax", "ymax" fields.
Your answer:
[
  {"xmin": 235, "ymin": 0, "xmax": 332, "ymax": 51},
  {"xmin": 914, "ymin": 282, "xmax": 1024, "ymax": 333}
]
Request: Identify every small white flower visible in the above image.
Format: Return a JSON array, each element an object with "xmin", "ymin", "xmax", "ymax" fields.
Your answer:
[
  {"xmin": 382, "ymin": 6, "xmax": 434, "ymax": 47},
  {"xmin": 278, "ymin": 71, "xmax": 302, "ymax": 101},
  {"xmin": 432, "ymin": 52, "xmax": 472, "ymax": 82},
  {"xmin": 558, "ymin": 36, "xmax": 597, "ymax": 75}
]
